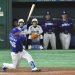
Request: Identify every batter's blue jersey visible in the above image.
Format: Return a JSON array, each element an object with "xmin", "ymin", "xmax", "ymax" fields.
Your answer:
[
  {"xmin": 41, "ymin": 19, "xmax": 56, "ymax": 33},
  {"xmin": 58, "ymin": 19, "xmax": 73, "ymax": 33},
  {"xmin": 9, "ymin": 27, "xmax": 26, "ymax": 53},
  {"xmin": 21, "ymin": 24, "xmax": 27, "ymax": 31}
]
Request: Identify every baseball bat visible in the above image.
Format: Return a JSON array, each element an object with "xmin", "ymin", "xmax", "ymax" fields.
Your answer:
[{"xmin": 26, "ymin": 4, "xmax": 35, "ymax": 22}]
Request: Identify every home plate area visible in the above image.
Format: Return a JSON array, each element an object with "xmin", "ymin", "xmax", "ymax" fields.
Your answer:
[{"xmin": 0, "ymin": 67, "xmax": 75, "ymax": 75}]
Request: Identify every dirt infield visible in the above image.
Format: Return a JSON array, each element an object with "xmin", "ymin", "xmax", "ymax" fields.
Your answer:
[{"xmin": 0, "ymin": 67, "xmax": 75, "ymax": 75}]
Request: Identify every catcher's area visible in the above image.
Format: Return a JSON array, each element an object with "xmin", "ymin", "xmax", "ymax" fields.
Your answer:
[{"xmin": 0, "ymin": 67, "xmax": 75, "ymax": 75}]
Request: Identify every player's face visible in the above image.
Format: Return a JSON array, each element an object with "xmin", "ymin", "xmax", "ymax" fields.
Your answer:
[
  {"xmin": 61, "ymin": 14, "xmax": 67, "ymax": 19},
  {"xmin": 32, "ymin": 21, "xmax": 37, "ymax": 26},
  {"xmin": 45, "ymin": 15, "xmax": 51, "ymax": 20},
  {"xmin": 18, "ymin": 22, "xmax": 24, "ymax": 27}
]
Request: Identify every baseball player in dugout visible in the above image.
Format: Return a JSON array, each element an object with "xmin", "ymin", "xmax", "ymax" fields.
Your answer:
[
  {"xmin": 41, "ymin": 11, "xmax": 56, "ymax": 50},
  {"xmin": 28, "ymin": 18, "xmax": 43, "ymax": 50},
  {"xmin": 2, "ymin": 19, "xmax": 41, "ymax": 72},
  {"xmin": 59, "ymin": 11, "xmax": 73, "ymax": 49}
]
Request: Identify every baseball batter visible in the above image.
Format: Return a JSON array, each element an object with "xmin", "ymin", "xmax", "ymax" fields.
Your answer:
[
  {"xmin": 2, "ymin": 19, "xmax": 40, "ymax": 72},
  {"xmin": 28, "ymin": 18, "xmax": 43, "ymax": 49},
  {"xmin": 41, "ymin": 11, "xmax": 56, "ymax": 50},
  {"xmin": 59, "ymin": 11, "xmax": 73, "ymax": 49}
]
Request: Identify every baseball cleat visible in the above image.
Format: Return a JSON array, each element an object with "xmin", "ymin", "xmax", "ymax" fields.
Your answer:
[
  {"xmin": 32, "ymin": 69, "xmax": 41, "ymax": 72},
  {"xmin": 28, "ymin": 45, "xmax": 32, "ymax": 49},
  {"xmin": 2, "ymin": 65, "xmax": 7, "ymax": 72},
  {"xmin": 40, "ymin": 45, "xmax": 43, "ymax": 50}
]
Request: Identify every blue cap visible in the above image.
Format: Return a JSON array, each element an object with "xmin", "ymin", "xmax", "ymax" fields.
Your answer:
[
  {"xmin": 45, "ymin": 11, "xmax": 51, "ymax": 15},
  {"xmin": 62, "ymin": 11, "xmax": 67, "ymax": 15}
]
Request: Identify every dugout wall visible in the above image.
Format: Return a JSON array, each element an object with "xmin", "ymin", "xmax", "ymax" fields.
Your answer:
[{"xmin": 0, "ymin": 0, "xmax": 12, "ymax": 49}]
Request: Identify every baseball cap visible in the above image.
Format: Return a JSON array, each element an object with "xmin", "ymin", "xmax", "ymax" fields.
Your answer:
[
  {"xmin": 62, "ymin": 11, "xmax": 67, "ymax": 15},
  {"xmin": 45, "ymin": 11, "xmax": 51, "ymax": 16}
]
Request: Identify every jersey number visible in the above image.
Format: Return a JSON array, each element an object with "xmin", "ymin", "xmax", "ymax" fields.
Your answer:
[{"xmin": 10, "ymin": 41, "xmax": 16, "ymax": 48}]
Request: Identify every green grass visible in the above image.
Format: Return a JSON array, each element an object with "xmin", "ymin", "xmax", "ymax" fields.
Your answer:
[{"xmin": 0, "ymin": 49, "xmax": 75, "ymax": 67}]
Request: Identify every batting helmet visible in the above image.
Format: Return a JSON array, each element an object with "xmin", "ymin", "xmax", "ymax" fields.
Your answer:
[
  {"xmin": 32, "ymin": 18, "xmax": 38, "ymax": 23},
  {"xmin": 18, "ymin": 19, "xmax": 24, "ymax": 23}
]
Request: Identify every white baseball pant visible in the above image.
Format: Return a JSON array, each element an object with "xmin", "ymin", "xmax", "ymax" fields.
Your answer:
[
  {"xmin": 60, "ymin": 33, "xmax": 71, "ymax": 49},
  {"xmin": 3, "ymin": 50, "xmax": 37, "ymax": 71},
  {"xmin": 43, "ymin": 33, "xmax": 56, "ymax": 50}
]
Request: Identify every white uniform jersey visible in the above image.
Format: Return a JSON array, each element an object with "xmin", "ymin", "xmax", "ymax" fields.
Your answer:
[
  {"xmin": 28, "ymin": 25, "xmax": 43, "ymax": 39},
  {"xmin": 28, "ymin": 25, "xmax": 43, "ymax": 34}
]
